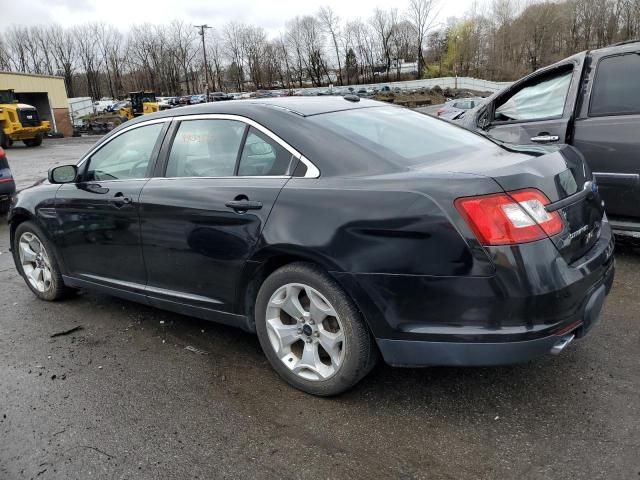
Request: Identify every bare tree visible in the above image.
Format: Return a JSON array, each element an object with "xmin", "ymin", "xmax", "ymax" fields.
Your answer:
[
  {"xmin": 406, "ymin": 0, "xmax": 438, "ymax": 78},
  {"xmin": 318, "ymin": 6, "xmax": 343, "ymax": 85},
  {"xmin": 370, "ymin": 8, "xmax": 398, "ymax": 81}
]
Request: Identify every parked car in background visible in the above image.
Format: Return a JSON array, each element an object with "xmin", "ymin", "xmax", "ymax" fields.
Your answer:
[
  {"xmin": 157, "ymin": 97, "xmax": 178, "ymax": 110},
  {"xmin": 356, "ymin": 88, "xmax": 373, "ymax": 97},
  {"xmin": 178, "ymin": 96, "xmax": 192, "ymax": 106},
  {"xmin": 190, "ymin": 94, "xmax": 206, "ymax": 104},
  {"xmin": 106, "ymin": 100, "xmax": 130, "ymax": 113},
  {"xmin": 437, "ymin": 97, "xmax": 486, "ymax": 120},
  {"xmin": 209, "ymin": 92, "xmax": 232, "ymax": 101},
  {"xmin": 93, "ymin": 98, "xmax": 116, "ymax": 113},
  {"xmin": 0, "ymin": 147, "xmax": 15, "ymax": 214},
  {"xmin": 9, "ymin": 97, "xmax": 614, "ymax": 396},
  {"xmin": 457, "ymin": 40, "xmax": 640, "ymax": 238}
]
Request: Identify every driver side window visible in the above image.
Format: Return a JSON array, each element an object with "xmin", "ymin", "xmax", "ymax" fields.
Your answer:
[{"xmin": 85, "ymin": 123, "xmax": 164, "ymax": 181}]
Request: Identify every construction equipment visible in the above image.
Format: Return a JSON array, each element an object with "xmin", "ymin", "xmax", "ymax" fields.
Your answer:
[
  {"xmin": 0, "ymin": 90, "xmax": 51, "ymax": 148},
  {"xmin": 81, "ymin": 91, "xmax": 160, "ymax": 133}
]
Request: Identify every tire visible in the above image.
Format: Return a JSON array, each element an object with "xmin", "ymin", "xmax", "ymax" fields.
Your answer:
[
  {"xmin": 12, "ymin": 221, "xmax": 71, "ymax": 301},
  {"xmin": 255, "ymin": 262, "xmax": 378, "ymax": 396},
  {"xmin": 0, "ymin": 199, "xmax": 9, "ymax": 215},
  {"xmin": 24, "ymin": 135, "xmax": 42, "ymax": 147},
  {"xmin": 0, "ymin": 131, "xmax": 9, "ymax": 149}
]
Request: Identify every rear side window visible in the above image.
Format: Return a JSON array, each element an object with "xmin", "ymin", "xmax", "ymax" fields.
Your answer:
[
  {"xmin": 166, "ymin": 119, "xmax": 246, "ymax": 177},
  {"xmin": 494, "ymin": 69, "xmax": 572, "ymax": 122},
  {"xmin": 590, "ymin": 54, "xmax": 640, "ymax": 116},
  {"xmin": 237, "ymin": 127, "xmax": 293, "ymax": 176}
]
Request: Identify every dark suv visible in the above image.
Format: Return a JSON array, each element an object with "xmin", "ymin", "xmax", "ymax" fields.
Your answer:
[{"xmin": 459, "ymin": 41, "xmax": 640, "ymax": 238}]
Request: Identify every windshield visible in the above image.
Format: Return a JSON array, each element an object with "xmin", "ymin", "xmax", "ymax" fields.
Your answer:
[{"xmin": 310, "ymin": 106, "xmax": 490, "ymax": 165}]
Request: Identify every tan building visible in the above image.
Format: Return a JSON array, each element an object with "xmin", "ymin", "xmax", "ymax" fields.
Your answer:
[{"xmin": 0, "ymin": 71, "xmax": 72, "ymax": 137}]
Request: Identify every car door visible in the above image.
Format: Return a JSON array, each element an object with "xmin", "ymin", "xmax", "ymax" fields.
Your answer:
[
  {"xmin": 55, "ymin": 120, "xmax": 168, "ymax": 293},
  {"xmin": 572, "ymin": 50, "xmax": 640, "ymax": 222},
  {"xmin": 479, "ymin": 55, "xmax": 585, "ymax": 146},
  {"xmin": 138, "ymin": 116, "xmax": 299, "ymax": 322}
]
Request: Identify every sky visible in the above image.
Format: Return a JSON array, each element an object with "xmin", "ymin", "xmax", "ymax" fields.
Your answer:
[{"xmin": 2, "ymin": 0, "xmax": 476, "ymax": 36}]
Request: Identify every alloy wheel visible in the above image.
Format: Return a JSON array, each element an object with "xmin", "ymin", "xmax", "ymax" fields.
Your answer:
[
  {"xmin": 265, "ymin": 283, "xmax": 345, "ymax": 381},
  {"xmin": 18, "ymin": 232, "xmax": 52, "ymax": 293}
]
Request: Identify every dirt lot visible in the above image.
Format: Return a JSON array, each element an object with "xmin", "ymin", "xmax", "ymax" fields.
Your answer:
[{"xmin": 1, "ymin": 138, "xmax": 639, "ymax": 479}]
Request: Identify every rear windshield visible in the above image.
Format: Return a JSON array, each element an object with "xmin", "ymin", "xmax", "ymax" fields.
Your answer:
[{"xmin": 310, "ymin": 106, "xmax": 488, "ymax": 165}]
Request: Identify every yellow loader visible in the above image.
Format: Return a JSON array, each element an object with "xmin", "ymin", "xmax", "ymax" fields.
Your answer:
[
  {"xmin": 0, "ymin": 89, "xmax": 51, "ymax": 148},
  {"xmin": 84, "ymin": 91, "xmax": 160, "ymax": 132}
]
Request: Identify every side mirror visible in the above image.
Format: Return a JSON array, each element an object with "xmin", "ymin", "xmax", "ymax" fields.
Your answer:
[{"xmin": 48, "ymin": 165, "xmax": 78, "ymax": 184}]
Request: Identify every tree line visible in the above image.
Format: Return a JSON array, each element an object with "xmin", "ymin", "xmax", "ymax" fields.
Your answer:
[{"xmin": 0, "ymin": 0, "xmax": 638, "ymax": 100}]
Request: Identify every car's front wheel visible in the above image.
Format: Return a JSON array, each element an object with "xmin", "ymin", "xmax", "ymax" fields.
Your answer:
[
  {"xmin": 13, "ymin": 221, "xmax": 70, "ymax": 301},
  {"xmin": 255, "ymin": 262, "xmax": 377, "ymax": 396}
]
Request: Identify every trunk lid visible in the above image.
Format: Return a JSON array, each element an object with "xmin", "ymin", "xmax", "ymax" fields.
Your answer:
[{"xmin": 414, "ymin": 143, "xmax": 605, "ymax": 262}]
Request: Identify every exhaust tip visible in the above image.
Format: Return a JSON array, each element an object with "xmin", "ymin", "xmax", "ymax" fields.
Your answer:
[{"xmin": 551, "ymin": 334, "xmax": 575, "ymax": 356}]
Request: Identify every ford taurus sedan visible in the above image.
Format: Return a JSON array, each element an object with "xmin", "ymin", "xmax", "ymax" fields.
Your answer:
[{"xmin": 8, "ymin": 97, "xmax": 615, "ymax": 395}]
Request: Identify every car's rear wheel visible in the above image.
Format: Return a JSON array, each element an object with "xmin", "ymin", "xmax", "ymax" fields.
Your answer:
[
  {"xmin": 13, "ymin": 221, "xmax": 70, "ymax": 301},
  {"xmin": 255, "ymin": 262, "xmax": 377, "ymax": 396}
]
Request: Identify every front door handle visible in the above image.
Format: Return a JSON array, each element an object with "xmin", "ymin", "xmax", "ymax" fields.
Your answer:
[
  {"xmin": 225, "ymin": 200, "xmax": 263, "ymax": 211},
  {"xmin": 531, "ymin": 134, "xmax": 560, "ymax": 143},
  {"xmin": 112, "ymin": 192, "xmax": 132, "ymax": 207}
]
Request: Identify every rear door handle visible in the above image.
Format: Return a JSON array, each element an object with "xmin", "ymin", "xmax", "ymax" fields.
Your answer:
[
  {"xmin": 225, "ymin": 200, "xmax": 263, "ymax": 211},
  {"xmin": 531, "ymin": 134, "xmax": 560, "ymax": 143},
  {"xmin": 113, "ymin": 192, "xmax": 132, "ymax": 207}
]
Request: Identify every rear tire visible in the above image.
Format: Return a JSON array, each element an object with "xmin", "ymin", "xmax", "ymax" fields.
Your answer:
[
  {"xmin": 24, "ymin": 135, "xmax": 43, "ymax": 147},
  {"xmin": 255, "ymin": 262, "xmax": 378, "ymax": 396},
  {"xmin": 0, "ymin": 200, "xmax": 9, "ymax": 215},
  {"xmin": 12, "ymin": 221, "xmax": 71, "ymax": 301}
]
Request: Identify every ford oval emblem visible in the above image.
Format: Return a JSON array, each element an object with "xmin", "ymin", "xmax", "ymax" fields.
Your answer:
[{"xmin": 591, "ymin": 179, "xmax": 598, "ymax": 193}]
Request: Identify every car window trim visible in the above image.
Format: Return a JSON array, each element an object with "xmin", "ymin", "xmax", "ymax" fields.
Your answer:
[
  {"xmin": 166, "ymin": 113, "xmax": 320, "ymax": 178},
  {"xmin": 233, "ymin": 124, "xmax": 251, "ymax": 176},
  {"xmin": 77, "ymin": 119, "xmax": 171, "ymax": 183},
  {"xmin": 76, "ymin": 117, "xmax": 171, "ymax": 176},
  {"xmin": 588, "ymin": 52, "xmax": 640, "ymax": 118}
]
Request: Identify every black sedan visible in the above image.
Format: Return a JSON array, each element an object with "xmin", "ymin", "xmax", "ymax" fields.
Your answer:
[
  {"xmin": 0, "ymin": 147, "xmax": 16, "ymax": 214},
  {"xmin": 8, "ymin": 97, "xmax": 615, "ymax": 395}
]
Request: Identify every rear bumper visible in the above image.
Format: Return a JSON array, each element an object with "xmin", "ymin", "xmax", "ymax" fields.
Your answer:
[
  {"xmin": 377, "ymin": 276, "xmax": 612, "ymax": 367},
  {"xmin": 334, "ymin": 221, "xmax": 615, "ymax": 367}
]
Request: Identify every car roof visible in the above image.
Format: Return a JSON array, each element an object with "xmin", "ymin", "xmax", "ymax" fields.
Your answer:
[{"xmin": 130, "ymin": 96, "xmax": 383, "ymax": 122}]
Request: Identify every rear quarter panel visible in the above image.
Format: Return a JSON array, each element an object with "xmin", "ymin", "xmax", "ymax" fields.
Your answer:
[{"xmin": 258, "ymin": 175, "xmax": 500, "ymax": 277}]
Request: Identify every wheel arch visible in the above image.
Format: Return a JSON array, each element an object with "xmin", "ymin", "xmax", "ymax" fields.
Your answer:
[
  {"xmin": 238, "ymin": 246, "xmax": 344, "ymax": 332},
  {"xmin": 10, "ymin": 209, "xmax": 68, "ymax": 275},
  {"xmin": 237, "ymin": 246, "xmax": 383, "ymax": 340}
]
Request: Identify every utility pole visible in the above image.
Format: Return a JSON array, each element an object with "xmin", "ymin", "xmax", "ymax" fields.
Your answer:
[{"xmin": 195, "ymin": 24, "xmax": 212, "ymax": 102}]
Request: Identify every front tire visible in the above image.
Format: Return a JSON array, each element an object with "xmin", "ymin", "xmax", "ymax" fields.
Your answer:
[
  {"xmin": 13, "ymin": 221, "xmax": 70, "ymax": 301},
  {"xmin": 255, "ymin": 262, "xmax": 377, "ymax": 396},
  {"xmin": 0, "ymin": 131, "xmax": 10, "ymax": 149}
]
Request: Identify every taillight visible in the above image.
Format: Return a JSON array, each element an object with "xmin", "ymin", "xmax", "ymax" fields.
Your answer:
[{"xmin": 455, "ymin": 188, "xmax": 564, "ymax": 246}]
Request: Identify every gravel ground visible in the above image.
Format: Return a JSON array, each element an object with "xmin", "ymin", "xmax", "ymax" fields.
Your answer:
[{"xmin": 0, "ymin": 137, "xmax": 639, "ymax": 480}]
